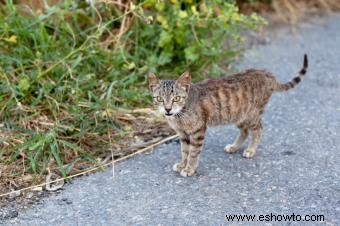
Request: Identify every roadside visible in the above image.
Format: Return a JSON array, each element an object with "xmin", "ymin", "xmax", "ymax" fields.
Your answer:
[{"xmin": 0, "ymin": 0, "xmax": 262, "ymax": 201}]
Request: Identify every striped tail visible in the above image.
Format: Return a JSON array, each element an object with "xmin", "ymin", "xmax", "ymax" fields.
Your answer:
[{"xmin": 275, "ymin": 54, "xmax": 308, "ymax": 92}]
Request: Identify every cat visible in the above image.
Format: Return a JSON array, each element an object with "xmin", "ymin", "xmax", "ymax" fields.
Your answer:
[{"xmin": 148, "ymin": 54, "xmax": 308, "ymax": 177}]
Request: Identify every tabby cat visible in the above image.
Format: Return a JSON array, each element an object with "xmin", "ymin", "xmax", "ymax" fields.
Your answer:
[{"xmin": 148, "ymin": 54, "xmax": 308, "ymax": 177}]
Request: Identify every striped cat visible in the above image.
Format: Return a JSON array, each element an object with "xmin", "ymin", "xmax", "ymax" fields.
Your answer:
[{"xmin": 148, "ymin": 54, "xmax": 308, "ymax": 177}]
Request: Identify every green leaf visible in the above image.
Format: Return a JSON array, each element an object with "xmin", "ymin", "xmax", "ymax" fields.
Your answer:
[
  {"xmin": 147, "ymin": 55, "xmax": 158, "ymax": 69},
  {"xmin": 158, "ymin": 31, "xmax": 173, "ymax": 47},
  {"xmin": 28, "ymin": 139, "xmax": 43, "ymax": 151},
  {"xmin": 184, "ymin": 46, "xmax": 199, "ymax": 62},
  {"xmin": 59, "ymin": 140, "xmax": 80, "ymax": 151},
  {"xmin": 50, "ymin": 143, "xmax": 66, "ymax": 178},
  {"xmin": 18, "ymin": 78, "xmax": 30, "ymax": 92},
  {"xmin": 158, "ymin": 52, "xmax": 173, "ymax": 65},
  {"xmin": 174, "ymin": 31, "xmax": 186, "ymax": 45},
  {"xmin": 65, "ymin": 157, "xmax": 82, "ymax": 174}
]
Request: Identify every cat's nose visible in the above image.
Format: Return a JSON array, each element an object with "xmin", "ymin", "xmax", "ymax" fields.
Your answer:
[{"xmin": 165, "ymin": 108, "xmax": 171, "ymax": 113}]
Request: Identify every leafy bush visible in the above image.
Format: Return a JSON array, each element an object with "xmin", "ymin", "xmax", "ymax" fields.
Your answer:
[
  {"xmin": 0, "ymin": 0, "xmax": 265, "ymax": 175},
  {"xmin": 133, "ymin": 0, "xmax": 264, "ymax": 78}
]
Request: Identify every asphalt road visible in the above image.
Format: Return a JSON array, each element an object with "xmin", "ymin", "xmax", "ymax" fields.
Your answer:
[{"xmin": 2, "ymin": 15, "xmax": 340, "ymax": 226}]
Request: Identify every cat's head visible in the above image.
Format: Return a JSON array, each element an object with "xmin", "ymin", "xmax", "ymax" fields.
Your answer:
[{"xmin": 148, "ymin": 71, "xmax": 191, "ymax": 117}]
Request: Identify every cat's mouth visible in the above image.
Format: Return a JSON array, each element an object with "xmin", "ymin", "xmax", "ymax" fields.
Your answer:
[{"xmin": 165, "ymin": 113, "xmax": 173, "ymax": 116}]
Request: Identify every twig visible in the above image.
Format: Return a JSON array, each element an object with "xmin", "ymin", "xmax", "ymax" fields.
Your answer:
[
  {"xmin": 0, "ymin": 134, "xmax": 178, "ymax": 198},
  {"xmin": 113, "ymin": 3, "xmax": 129, "ymax": 52},
  {"xmin": 283, "ymin": 0, "xmax": 297, "ymax": 25},
  {"xmin": 99, "ymin": 0, "xmax": 129, "ymax": 9},
  {"xmin": 191, "ymin": 22, "xmax": 201, "ymax": 45}
]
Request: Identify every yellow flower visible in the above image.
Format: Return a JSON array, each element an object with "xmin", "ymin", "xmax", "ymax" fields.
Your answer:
[
  {"xmin": 156, "ymin": 15, "xmax": 168, "ymax": 29},
  {"xmin": 123, "ymin": 62, "xmax": 136, "ymax": 70},
  {"xmin": 130, "ymin": 2, "xmax": 136, "ymax": 10},
  {"xmin": 156, "ymin": 15, "xmax": 165, "ymax": 23},
  {"xmin": 170, "ymin": 0, "xmax": 178, "ymax": 4},
  {"xmin": 231, "ymin": 13, "xmax": 241, "ymax": 22},
  {"xmin": 178, "ymin": 10, "xmax": 188, "ymax": 18},
  {"xmin": 191, "ymin": 5, "xmax": 198, "ymax": 15},
  {"xmin": 5, "ymin": 35, "xmax": 17, "ymax": 44}
]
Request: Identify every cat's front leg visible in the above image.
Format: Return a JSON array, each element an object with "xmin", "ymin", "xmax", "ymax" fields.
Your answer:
[
  {"xmin": 173, "ymin": 135, "xmax": 190, "ymax": 172},
  {"xmin": 180, "ymin": 127, "xmax": 206, "ymax": 177}
]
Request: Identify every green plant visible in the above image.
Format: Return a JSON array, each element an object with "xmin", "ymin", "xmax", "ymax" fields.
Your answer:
[
  {"xmin": 0, "ymin": 0, "xmax": 265, "ymax": 177},
  {"xmin": 137, "ymin": 0, "xmax": 265, "ymax": 78}
]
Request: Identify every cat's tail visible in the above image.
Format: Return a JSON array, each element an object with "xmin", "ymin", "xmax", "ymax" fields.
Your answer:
[{"xmin": 275, "ymin": 54, "xmax": 308, "ymax": 92}]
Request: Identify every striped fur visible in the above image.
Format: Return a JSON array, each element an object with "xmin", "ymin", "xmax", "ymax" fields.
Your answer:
[
  {"xmin": 275, "ymin": 54, "xmax": 308, "ymax": 92},
  {"xmin": 148, "ymin": 54, "xmax": 308, "ymax": 177}
]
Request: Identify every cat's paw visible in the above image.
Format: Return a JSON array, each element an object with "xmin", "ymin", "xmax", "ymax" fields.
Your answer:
[
  {"xmin": 172, "ymin": 162, "xmax": 185, "ymax": 172},
  {"xmin": 243, "ymin": 148, "xmax": 256, "ymax": 158},
  {"xmin": 180, "ymin": 167, "xmax": 195, "ymax": 177},
  {"xmin": 224, "ymin": 144, "xmax": 240, "ymax": 153}
]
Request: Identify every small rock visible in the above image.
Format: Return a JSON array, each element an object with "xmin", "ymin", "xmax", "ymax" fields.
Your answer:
[
  {"xmin": 0, "ymin": 209, "xmax": 18, "ymax": 220},
  {"xmin": 62, "ymin": 198, "xmax": 73, "ymax": 205},
  {"xmin": 9, "ymin": 190, "xmax": 21, "ymax": 199},
  {"xmin": 26, "ymin": 192, "xmax": 34, "ymax": 199}
]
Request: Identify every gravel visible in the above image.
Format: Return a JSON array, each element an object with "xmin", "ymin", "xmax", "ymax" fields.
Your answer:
[{"xmin": 1, "ymin": 15, "xmax": 340, "ymax": 226}]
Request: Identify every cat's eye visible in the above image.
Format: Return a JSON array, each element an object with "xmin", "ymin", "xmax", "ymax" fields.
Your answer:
[
  {"xmin": 155, "ymin": 96, "xmax": 163, "ymax": 102},
  {"xmin": 173, "ymin": 96, "xmax": 181, "ymax": 102}
]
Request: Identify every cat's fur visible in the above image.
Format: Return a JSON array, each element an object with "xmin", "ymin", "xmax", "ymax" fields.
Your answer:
[{"xmin": 148, "ymin": 54, "xmax": 308, "ymax": 177}]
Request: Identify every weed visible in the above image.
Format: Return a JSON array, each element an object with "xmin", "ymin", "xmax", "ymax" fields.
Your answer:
[{"xmin": 0, "ymin": 0, "xmax": 264, "ymax": 181}]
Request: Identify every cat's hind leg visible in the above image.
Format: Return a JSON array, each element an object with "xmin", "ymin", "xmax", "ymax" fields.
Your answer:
[
  {"xmin": 243, "ymin": 121, "xmax": 262, "ymax": 158},
  {"xmin": 225, "ymin": 126, "xmax": 249, "ymax": 154}
]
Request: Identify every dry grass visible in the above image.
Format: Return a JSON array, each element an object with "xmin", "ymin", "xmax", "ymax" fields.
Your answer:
[
  {"xmin": 0, "ymin": 108, "xmax": 175, "ymax": 203},
  {"xmin": 239, "ymin": 0, "xmax": 340, "ymax": 25}
]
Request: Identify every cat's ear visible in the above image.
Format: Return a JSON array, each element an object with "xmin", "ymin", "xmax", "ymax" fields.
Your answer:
[
  {"xmin": 148, "ymin": 72, "xmax": 159, "ymax": 91},
  {"xmin": 177, "ymin": 71, "xmax": 191, "ymax": 92}
]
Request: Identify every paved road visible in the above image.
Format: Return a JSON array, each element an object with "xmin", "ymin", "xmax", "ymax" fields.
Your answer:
[{"xmin": 2, "ymin": 16, "xmax": 340, "ymax": 226}]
